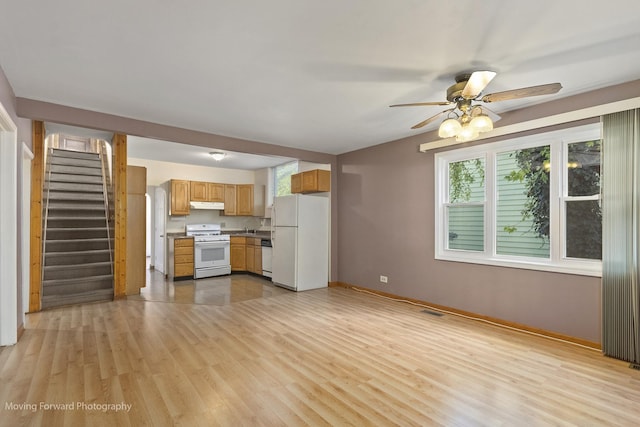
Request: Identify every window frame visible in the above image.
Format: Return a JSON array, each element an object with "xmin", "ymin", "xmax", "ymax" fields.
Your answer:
[{"xmin": 434, "ymin": 123, "xmax": 602, "ymax": 277}]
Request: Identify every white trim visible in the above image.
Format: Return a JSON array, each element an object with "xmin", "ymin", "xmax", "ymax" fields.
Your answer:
[
  {"xmin": 434, "ymin": 123, "xmax": 602, "ymax": 277},
  {"xmin": 421, "ymin": 96, "xmax": 640, "ymax": 152},
  {"xmin": 0, "ymin": 101, "xmax": 18, "ymax": 346}
]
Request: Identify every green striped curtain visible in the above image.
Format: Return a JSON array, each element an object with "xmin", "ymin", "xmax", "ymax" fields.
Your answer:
[{"xmin": 602, "ymin": 109, "xmax": 640, "ymax": 363}]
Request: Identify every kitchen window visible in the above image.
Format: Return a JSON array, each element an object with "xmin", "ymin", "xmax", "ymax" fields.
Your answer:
[
  {"xmin": 434, "ymin": 123, "xmax": 602, "ymax": 276},
  {"xmin": 273, "ymin": 161, "xmax": 299, "ymax": 197}
]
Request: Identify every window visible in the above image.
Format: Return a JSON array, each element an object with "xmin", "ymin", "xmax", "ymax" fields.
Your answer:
[
  {"xmin": 273, "ymin": 161, "xmax": 298, "ymax": 197},
  {"xmin": 447, "ymin": 157, "xmax": 485, "ymax": 252},
  {"xmin": 435, "ymin": 123, "xmax": 601, "ymax": 276}
]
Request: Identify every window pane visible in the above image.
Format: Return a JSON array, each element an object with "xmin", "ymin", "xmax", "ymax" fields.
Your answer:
[
  {"xmin": 568, "ymin": 140, "xmax": 601, "ymax": 197},
  {"xmin": 274, "ymin": 161, "xmax": 298, "ymax": 197},
  {"xmin": 566, "ymin": 200, "xmax": 602, "ymax": 259},
  {"xmin": 496, "ymin": 147, "xmax": 550, "ymax": 257},
  {"xmin": 447, "ymin": 205, "xmax": 484, "ymax": 251},
  {"xmin": 448, "ymin": 158, "xmax": 485, "ymax": 203}
]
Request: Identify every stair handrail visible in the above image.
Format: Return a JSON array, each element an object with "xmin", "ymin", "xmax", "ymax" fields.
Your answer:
[
  {"xmin": 98, "ymin": 140, "xmax": 115, "ymax": 276},
  {"xmin": 41, "ymin": 146, "xmax": 55, "ymax": 287}
]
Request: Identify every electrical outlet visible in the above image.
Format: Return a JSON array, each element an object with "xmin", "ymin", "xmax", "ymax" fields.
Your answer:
[{"xmin": 380, "ymin": 275, "xmax": 388, "ymax": 284}]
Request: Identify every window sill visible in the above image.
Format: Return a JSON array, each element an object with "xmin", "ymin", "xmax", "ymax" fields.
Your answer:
[{"xmin": 435, "ymin": 253, "xmax": 602, "ymax": 277}]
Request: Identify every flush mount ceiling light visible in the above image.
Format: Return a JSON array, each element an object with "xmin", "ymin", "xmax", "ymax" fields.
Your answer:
[{"xmin": 209, "ymin": 151, "xmax": 226, "ymax": 161}]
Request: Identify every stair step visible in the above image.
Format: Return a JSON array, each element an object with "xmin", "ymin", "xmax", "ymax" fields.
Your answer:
[
  {"xmin": 45, "ymin": 181, "xmax": 104, "ymax": 193},
  {"xmin": 47, "ymin": 202, "xmax": 106, "ymax": 211},
  {"xmin": 46, "ymin": 227, "xmax": 109, "ymax": 240},
  {"xmin": 46, "ymin": 191, "xmax": 105, "ymax": 202},
  {"xmin": 50, "ymin": 156, "xmax": 102, "ymax": 169},
  {"xmin": 50, "ymin": 165, "xmax": 103, "ymax": 176},
  {"xmin": 43, "ymin": 262, "xmax": 112, "ymax": 280},
  {"xmin": 45, "ymin": 249, "xmax": 112, "ymax": 266},
  {"xmin": 42, "ymin": 274, "xmax": 113, "ymax": 288},
  {"xmin": 41, "ymin": 288, "xmax": 113, "ymax": 309},
  {"xmin": 45, "ymin": 238, "xmax": 113, "ymax": 252},
  {"xmin": 51, "ymin": 149, "xmax": 100, "ymax": 160},
  {"xmin": 46, "ymin": 217, "xmax": 108, "ymax": 228},
  {"xmin": 48, "ymin": 173, "xmax": 104, "ymax": 184}
]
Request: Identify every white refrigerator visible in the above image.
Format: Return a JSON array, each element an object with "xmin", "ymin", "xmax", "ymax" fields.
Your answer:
[{"xmin": 272, "ymin": 194, "xmax": 329, "ymax": 291}]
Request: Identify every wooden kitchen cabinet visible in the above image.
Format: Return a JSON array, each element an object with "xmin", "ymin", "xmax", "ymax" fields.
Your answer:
[
  {"xmin": 291, "ymin": 169, "xmax": 330, "ymax": 194},
  {"xmin": 170, "ymin": 179, "xmax": 190, "ymax": 215},
  {"xmin": 251, "ymin": 238, "xmax": 263, "ymax": 274},
  {"xmin": 190, "ymin": 181, "xmax": 208, "ymax": 201},
  {"xmin": 230, "ymin": 236, "xmax": 246, "ymax": 271},
  {"xmin": 191, "ymin": 181, "xmax": 225, "ymax": 202},
  {"xmin": 207, "ymin": 183, "xmax": 225, "ymax": 202},
  {"xmin": 224, "ymin": 184, "xmax": 237, "ymax": 215},
  {"xmin": 223, "ymin": 184, "xmax": 255, "ymax": 216},
  {"xmin": 237, "ymin": 184, "xmax": 254, "ymax": 216},
  {"xmin": 169, "ymin": 237, "xmax": 194, "ymax": 279},
  {"xmin": 246, "ymin": 242, "xmax": 255, "ymax": 273},
  {"xmin": 291, "ymin": 173, "xmax": 302, "ymax": 194}
]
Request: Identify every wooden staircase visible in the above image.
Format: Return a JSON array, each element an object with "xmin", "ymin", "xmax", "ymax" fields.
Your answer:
[{"xmin": 41, "ymin": 148, "xmax": 114, "ymax": 309}]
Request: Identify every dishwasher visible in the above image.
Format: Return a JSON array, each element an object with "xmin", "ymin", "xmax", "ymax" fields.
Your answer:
[{"xmin": 261, "ymin": 238, "xmax": 273, "ymax": 278}]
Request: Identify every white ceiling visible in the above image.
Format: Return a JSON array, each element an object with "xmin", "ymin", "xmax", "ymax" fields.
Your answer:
[
  {"xmin": 127, "ymin": 136, "xmax": 294, "ymax": 170},
  {"xmin": 2, "ymin": 1, "xmax": 640, "ymax": 155}
]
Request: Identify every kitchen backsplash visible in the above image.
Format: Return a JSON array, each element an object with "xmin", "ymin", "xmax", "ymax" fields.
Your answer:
[{"xmin": 167, "ymin": 209, "xmax": 268, "ymax": 233}]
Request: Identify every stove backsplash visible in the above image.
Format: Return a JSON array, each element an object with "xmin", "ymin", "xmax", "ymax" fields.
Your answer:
[{"xmin": 167, "ymin": 209, "xmax": 263, "ymax": 233}]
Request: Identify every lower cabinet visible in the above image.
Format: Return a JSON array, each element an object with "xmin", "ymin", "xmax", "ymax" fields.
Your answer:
[
  {"xmin": 230, "ymin": 236, "xmax": 246, "ymax": 271},
  {"xmin": 230, "ymin": 236, "xmax": 264, "ymax": 275},
  {"xmin": 169, "ymin": 237, "xmax": 194, "ymax": 279}
]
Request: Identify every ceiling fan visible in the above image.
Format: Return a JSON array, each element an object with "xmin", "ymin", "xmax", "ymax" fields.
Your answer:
[{"xmin": 390, "ymin": 71, "xmax": 562, "ymax": 142}]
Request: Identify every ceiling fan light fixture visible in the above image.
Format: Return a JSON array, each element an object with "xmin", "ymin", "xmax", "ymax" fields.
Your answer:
[
  {"xmin": 470, "ymin": 114, "xmax": 494, "ymax": 133},
  {"xmin": 438, "ymin": 118, "xmax": 462, "ymax": 138},
  {"xmin": 209, "ymin": 151, "xmax": 226, "ymax": 161},
  {"xmin": 455, "ymin": 124, "xmax": 479, "ymax": 142}
]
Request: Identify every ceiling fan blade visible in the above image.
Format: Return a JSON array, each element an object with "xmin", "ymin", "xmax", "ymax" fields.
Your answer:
[
  {"xmin": 390, "ymin": 101, "xmax": 453, "ymax": 107},
  {"xmin": 461, "ymin": 71, "xmax": 497, "ymax": 100},
  {"xmin": 411, "ymin": 109, "xmax": 453, "ymax": 129},
  {"xmin": 481, "ymin": 82, "xmax": 562, "ymax": 103}
]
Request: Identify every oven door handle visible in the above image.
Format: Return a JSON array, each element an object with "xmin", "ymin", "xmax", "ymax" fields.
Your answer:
[{"xmin": 195, "ymin": 241, "xmax": 230, "ymax": 248}]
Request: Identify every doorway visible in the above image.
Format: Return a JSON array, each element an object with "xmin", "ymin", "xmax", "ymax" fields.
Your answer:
[{"xmin": 154, "ymin": 186, "xmax": 166, "ymax": 273}]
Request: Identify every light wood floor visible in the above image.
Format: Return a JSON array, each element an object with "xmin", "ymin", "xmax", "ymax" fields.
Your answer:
[{"xmin": 1, "ymin": 272, "xmax": 640, "ymax": 426}]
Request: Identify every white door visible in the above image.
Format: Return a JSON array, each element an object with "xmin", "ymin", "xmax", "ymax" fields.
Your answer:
[
  {"xmin": 272, "ymin": 226, "xmax": 297, "ymax": 290},
  {"xmin": 154, "ymin": 186, "xmax": 166, "ymax": 273}
]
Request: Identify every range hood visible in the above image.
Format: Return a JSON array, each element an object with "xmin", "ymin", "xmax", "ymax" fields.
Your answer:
[{"xmin": 189, "ymin": 201, "xmax": 225, "ymax": 210}]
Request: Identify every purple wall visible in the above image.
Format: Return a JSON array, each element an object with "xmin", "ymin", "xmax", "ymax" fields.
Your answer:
[
  {"xmin": 334, "ymin": 80, "xmax": 640, "ymax": 344},
  {"xmin": 337, "ymin": 134, "xmax": 601, "ymax": 343}
]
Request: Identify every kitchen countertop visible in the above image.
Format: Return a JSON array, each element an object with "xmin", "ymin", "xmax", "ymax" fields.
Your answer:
[
  {"xmin": 224, "ymin": 231, "xmax": 271, "ymax": 238},
  {"xmin": 166, "ymin": 232, "xmax": 188, "ymax": 238},
  {"xmin": 165, "ymin": 230, "xmax": 271, "ymax": 239}
]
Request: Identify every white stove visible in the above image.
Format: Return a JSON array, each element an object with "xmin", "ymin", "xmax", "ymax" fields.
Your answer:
[{"xmin": 186, "ymin": 224, "xmax": 231, "ymax": 278}]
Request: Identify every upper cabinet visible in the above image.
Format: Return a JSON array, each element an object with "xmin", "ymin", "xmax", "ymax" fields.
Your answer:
[
  {"xmin": 170, "ymin": 179, "xmax": 190, "ymax": 215},
  {"xmin": 190, "ymin": 181, "xmax": 208, "ymax": 201},
  {"xmin": 237, "ymin": 184, "xmax": 254, "ymax": 216},
  {"xmin": 207, "ymin": 183, "xmax": 225, "ymax": 202},
  {"xmin": 170, "ymin": 179, "xmax": 262, "ymax": 217},
  {"xmin": 291, "ymin": 169, "xmax": 330, "ymax": 194},
  {"xmin": 223, "ymin": 184, "xmax": 259, "ymax": 216},
  {"xmin": 190, "ymin": 181, "xmax": 225, "ymax": 202},
  {"xmin": 223, "ymin": 184, "xmax": 237, "ymax": 215}
]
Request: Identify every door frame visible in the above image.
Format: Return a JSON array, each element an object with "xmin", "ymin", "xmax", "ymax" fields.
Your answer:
[{"xmin": 0, "ymin": 101, "xmax": 18, "ymax": 346}]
